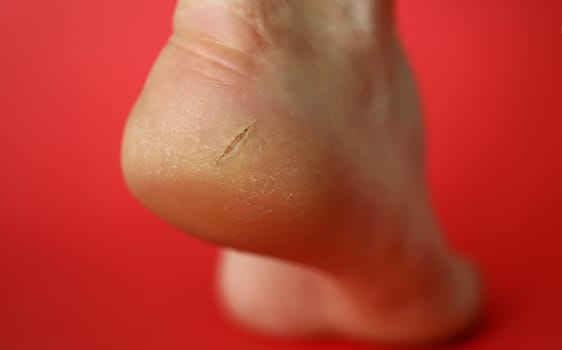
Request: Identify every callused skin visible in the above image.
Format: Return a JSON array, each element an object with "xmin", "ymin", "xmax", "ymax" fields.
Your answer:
[{"xmin": 121, "ymin": 0, "xmax": 480, "ymax": 344}]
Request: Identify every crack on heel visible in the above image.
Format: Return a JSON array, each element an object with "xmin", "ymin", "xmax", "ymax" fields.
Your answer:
[{"xmin": 216, "ymin": 120, "xmax": 256, "ymax": 165}]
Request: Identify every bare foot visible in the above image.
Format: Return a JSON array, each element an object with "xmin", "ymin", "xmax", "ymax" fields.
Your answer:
[{"xmin": 121, "ymin": 0, "xmax": 480, "ymax": 344}]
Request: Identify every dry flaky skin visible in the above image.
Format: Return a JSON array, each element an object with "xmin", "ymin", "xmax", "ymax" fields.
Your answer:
[{"xmin": 121, "ymin": 0, "xmax": 480, "ymax": 344}]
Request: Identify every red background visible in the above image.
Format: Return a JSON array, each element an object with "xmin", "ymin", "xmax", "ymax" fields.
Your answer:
[{"xmin": 1, "ymin": 0, "xmax": 561, "ymax": 349}]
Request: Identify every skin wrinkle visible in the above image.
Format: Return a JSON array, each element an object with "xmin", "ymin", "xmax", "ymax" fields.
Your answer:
[
  {"xmin": 226, "ymin": 4, "xmax": 274, "ymax": 49},
  {"xmin": 169, "ymin": 35, "xmax": 256, "ymax": 81}
]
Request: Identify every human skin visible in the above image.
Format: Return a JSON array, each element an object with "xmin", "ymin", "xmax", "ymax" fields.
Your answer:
[{"xmin": 121, "ymin": 0, "xmax": 481, "ymax": 344}]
